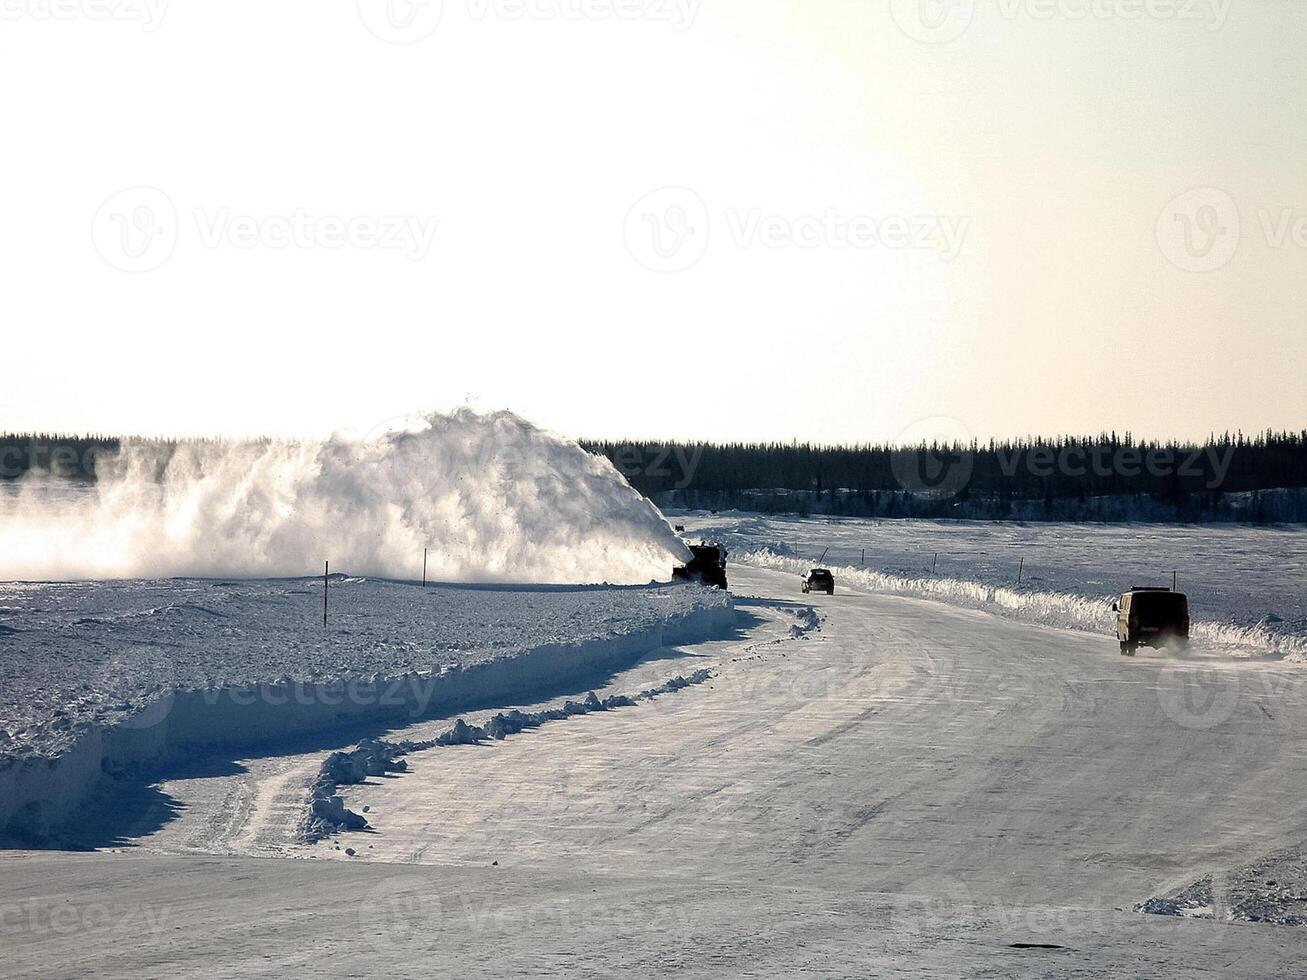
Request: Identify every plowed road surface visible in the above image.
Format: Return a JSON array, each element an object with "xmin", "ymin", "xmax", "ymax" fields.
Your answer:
[{"xmin": 4, "ymin": 566, "xmax": 1306, "ymax": 977}]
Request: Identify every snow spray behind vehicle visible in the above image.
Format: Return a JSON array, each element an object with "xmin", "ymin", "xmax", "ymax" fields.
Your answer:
[{"xmin": 0, "ymin": 409, "xmax": 692, "ymax": 584}]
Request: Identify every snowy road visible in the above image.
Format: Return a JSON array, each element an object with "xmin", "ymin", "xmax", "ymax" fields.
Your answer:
[{"xmin": 4, "ymin": 565, "xmax": 1307, "ymax": 977}]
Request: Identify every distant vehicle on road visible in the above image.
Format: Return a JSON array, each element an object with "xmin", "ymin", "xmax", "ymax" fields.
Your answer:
[
  {"xmin": 673, "ymin": 544, "xmax": 728, "ymax": 590},
  {"xmin": 1113, "ymin": 587, "xmax": 1189, "ymax": 655},
  {"xmin": 802, "ymin": 568, "xmax": 835, "ymax": 595}
]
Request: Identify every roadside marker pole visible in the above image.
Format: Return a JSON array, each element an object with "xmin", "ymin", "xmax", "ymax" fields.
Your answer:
[
  {"xmin": 932, "ymin": 553, "xmax": 938, "ymax": 575},
  {"xmin": 1173, "ymin": 570, "xmax": 1177, "ymax": 591},
  {"xmin": 861, "ymin": 549, "xmax": 865, "ymax": 567},
  {"xmin": 423, "ymin": 548, "xmax": 428, "ymax": 587},
  {"xmin": 1018, "ymin": 557, "xmax": 1024, "ymax": 587},
  {"xmin": 323, "ymin": 561, "xmax": 329, "ymax": 627}
]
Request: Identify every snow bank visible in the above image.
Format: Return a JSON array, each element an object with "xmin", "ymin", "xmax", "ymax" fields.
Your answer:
[
  {"xmin": 0, "ymin": 581, "xmax": 733, "ymax": 841},
  {"xmin": 302, "ymin": 668, "xmax": 715, "ymax": 840},
  {"xmin": 745, "ymin": 547, "xmax": 1109, "ymax": 630},
  {"xmin": 788, "ymin": 605, "xmax": 821, "ymax": 638},
  {"xmin": 1139, "ymin": 843, "xmax": 1307, "ymax": 926},
  {"xmin": 678, "ymin": 512, "xmax": 1307, "ymax": 660},
  {"xmin": 0, "ymin": 409, "xmax": 690, "ymax": 584},
  {"xmin": 739, "ymin": 548, "xmax": 1307, "ymax": 660},
  {"xmin": 304, "ymin": 738, "xmax": 410, "ymax": 838}
]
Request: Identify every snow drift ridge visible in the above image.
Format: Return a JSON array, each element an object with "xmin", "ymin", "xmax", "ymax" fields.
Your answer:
[{"xmin": 740, "ymin": 548, "xmax": 1307, "ymax": 661}]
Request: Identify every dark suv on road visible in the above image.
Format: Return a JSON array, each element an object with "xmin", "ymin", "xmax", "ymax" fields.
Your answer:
[
  {"xmin": 802, "ymin": 569, "xmax": 835, "ymax": 595},
  {"xmin": 1114, "ymin": 587, "xmax": 1189, "ymax": 655}
]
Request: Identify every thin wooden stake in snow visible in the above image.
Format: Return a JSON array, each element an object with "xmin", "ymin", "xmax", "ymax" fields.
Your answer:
[
  {"xmin": 323, "ymin": 560, "xmax": 329, "ymax": 627},
  {"xmin": 1018, "ymin": 557, "xmax": 1024, "ymax": 587},
  {"xmin": 932, "ymin": 552, "xmax": 938, "ymax": 575}
]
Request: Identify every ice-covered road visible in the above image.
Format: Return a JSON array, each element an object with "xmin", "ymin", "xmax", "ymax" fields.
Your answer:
[{"xmin": 4, "ymin": 565, "xmax": 1307, "ymax": 977}]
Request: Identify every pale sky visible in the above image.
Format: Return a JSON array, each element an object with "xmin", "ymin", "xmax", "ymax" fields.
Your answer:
[{"xmin": 1, "ymin": 0, "xmax": 1303, "ymax": 445}]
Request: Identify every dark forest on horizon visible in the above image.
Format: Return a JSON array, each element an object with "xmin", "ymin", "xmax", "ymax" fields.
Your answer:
[
  {"xmin": 3, "ymin": 430, "xmax": 1306, "ymax": 519},
  {"xmin": 582, "ymin": 430, "xmax": 1307, "ymax": 502}
]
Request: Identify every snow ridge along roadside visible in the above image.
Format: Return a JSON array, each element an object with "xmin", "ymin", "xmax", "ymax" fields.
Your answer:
[
  {"xmin": 739, "ymin": 548, "xmax": 1307, "ymax": 660},
  {"xmin": 0, "ymin": 589, "xmax": 734, "ymax": 842},
  {"xmin": 301, "ymin": 668, "xmax": 716, "ymax": 842}
]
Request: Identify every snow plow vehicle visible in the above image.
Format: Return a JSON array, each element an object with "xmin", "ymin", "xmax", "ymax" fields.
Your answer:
[
  {"xmin": 802, "ymin": 568, "xmax": 835, "ymax": 595},
  {"xmin": 1113, "ymin": 587, "xmax": 1189, "ymax": 655},
  {"xmin": 673, "ymin": 544, "xmax": 729, "ymax": 590}
]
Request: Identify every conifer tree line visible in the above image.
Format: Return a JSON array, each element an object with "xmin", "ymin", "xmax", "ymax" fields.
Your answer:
[
  {"xmin": 581, "ymin": 431, "xmax": 1307, "ymax": 502},
  {"xmin": 2, "ymin": 430, "xmax": 1305, "ymax": 508}
]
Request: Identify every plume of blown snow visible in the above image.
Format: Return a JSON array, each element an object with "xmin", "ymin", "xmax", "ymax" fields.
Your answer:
[{"xmin": 0, "ymin": 409, "xmax": 691, "ymax": 584}]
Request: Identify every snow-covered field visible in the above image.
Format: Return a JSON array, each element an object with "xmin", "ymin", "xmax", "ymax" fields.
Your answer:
[
  {"xmin": 0, "ymin": 575, "xmax": 733, "ymax": 839},
  {"xmin": 675, "ymin": 511, "xmax": 1307, "ymax": 659}
]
